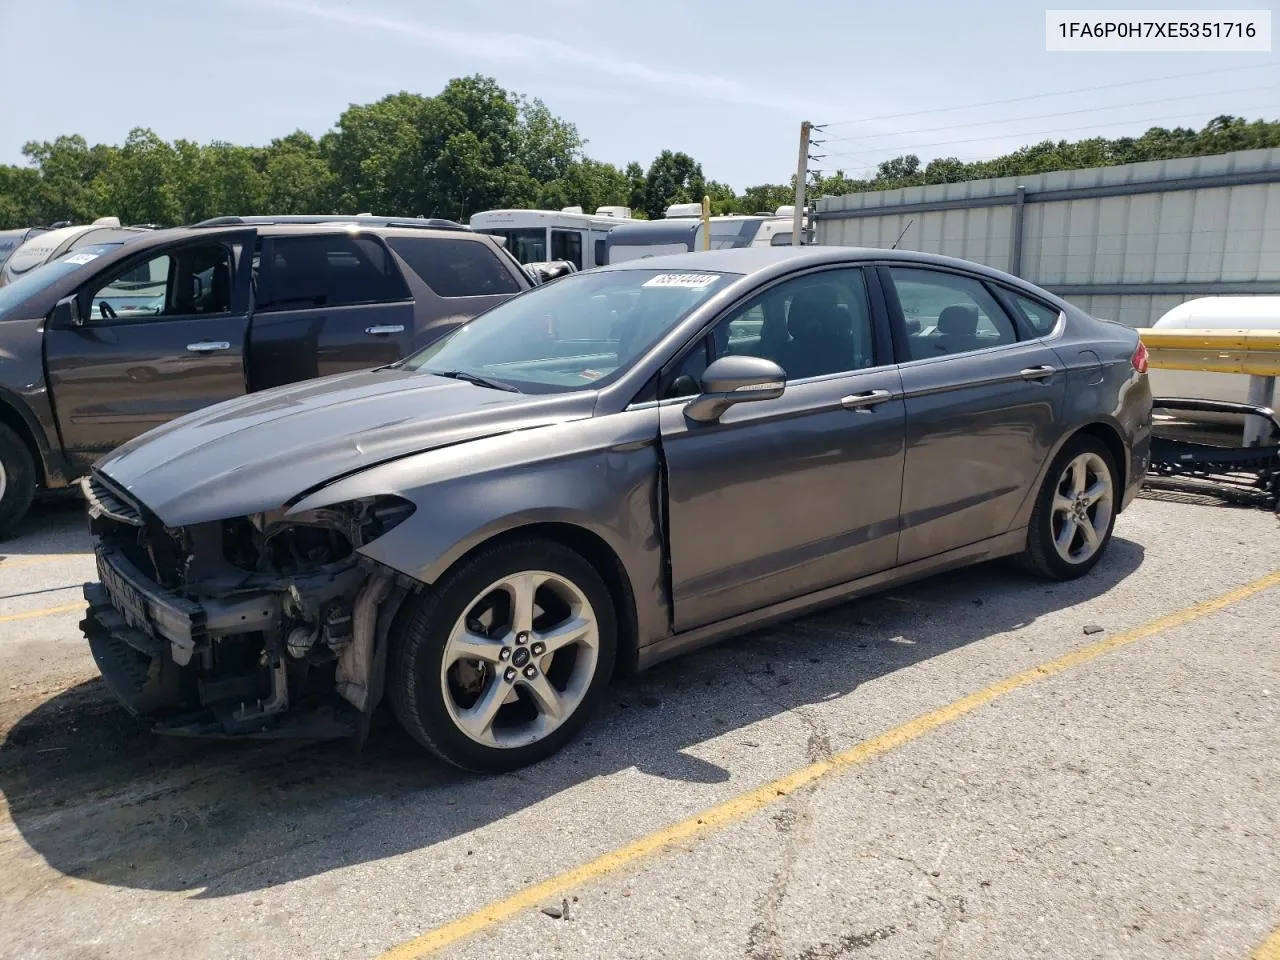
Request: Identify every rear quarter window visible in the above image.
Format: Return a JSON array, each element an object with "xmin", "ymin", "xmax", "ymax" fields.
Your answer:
[
  {"xmin": 387, "ymin": 237, "xmax": 522, "ymax": 298},
  {"xmin": 1005, "ymin": 289, "xmax": 1064, "ymax": 335}
]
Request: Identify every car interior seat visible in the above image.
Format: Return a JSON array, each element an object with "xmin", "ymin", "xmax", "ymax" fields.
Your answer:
[{"xmin": 778, "ymin": 285, "xmax": 854, "ymax": 379}]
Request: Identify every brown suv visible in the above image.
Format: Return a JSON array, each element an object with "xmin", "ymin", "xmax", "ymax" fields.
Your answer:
[{"xmin": 0, "ymin": 216, "xmax": 531, "ymax": 534}]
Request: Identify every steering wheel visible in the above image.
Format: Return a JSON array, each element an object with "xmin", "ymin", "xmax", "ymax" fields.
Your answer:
[{"xmin": 98, "ymin": 300, "xmax": 117, "ymax": 320}]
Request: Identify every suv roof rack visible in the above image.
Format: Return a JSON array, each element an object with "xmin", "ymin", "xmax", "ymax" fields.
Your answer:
[{"xmin": 189, "ymin": 214, "xmax": 471, "ymax": 231}]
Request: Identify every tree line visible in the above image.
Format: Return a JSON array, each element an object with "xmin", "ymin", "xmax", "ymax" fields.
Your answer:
[{"xmin": 1, "ymin": 73, "xmax": 1276, "ymax": 231}]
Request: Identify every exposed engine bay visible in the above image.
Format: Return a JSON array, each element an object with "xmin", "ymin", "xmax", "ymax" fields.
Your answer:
[{"xmin": 80, "ymin": 471, "xmax": 418, "ymax": 739}]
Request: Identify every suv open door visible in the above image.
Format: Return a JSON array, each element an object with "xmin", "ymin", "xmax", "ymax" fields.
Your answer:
[{"xmin": 42, "ymin": 228, "xmax": 256, "ymax": 471}]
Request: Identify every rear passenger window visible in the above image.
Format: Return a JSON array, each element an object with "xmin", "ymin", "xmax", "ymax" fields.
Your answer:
[
  {"xmin": 387, "ymin": 237, "xmax": 522, "ymax": 297},
  {"xmin": 1006, "ymin": 291, "xmax": 1063, "ymax": 335},
  {"xmin": 261, "ymin": 235, "xmax": 409, "ymax": 311},
  {"xmin": 886, "ymin": 267, "xmax": 1019, "ymax": 360}
]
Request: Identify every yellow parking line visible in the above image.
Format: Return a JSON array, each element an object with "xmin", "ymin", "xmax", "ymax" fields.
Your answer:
[
  {"xmin": 0, "ymin": 602, "xmax": 84, "ymax": 624},
  {"xmin": 0, "ymin": 554, "xmax": 91, "ymax": 571},
  {"xmin": 1253, "ymin": 927, "xmax": 1280, "ymax": 960},
  {"xmin": 378, "ymin": 569, "xmax": 1280, "ymax": 960}
]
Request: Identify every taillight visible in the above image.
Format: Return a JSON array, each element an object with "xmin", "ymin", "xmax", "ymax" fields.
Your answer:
[{"xmin": 1131, "ymin": 340, "xmax": 1149, "ymax": 374}]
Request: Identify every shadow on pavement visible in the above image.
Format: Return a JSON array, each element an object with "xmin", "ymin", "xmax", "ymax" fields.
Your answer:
[
  {"xmin": 0, "ymin": 491, "xmax": 91, "ymax": 558},
  {"xmin": 0, "ymin": 539, "xmax": 1144, "ymax": 898}
]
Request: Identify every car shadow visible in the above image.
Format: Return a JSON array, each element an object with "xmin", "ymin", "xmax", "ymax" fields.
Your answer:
[
  {"xmin": 0, "ymin": 490, "xmax": 91, "ymax": 558},
  {"xmin": 0, "ymin": 539, "xmax": 1144, "ymax": 898}
]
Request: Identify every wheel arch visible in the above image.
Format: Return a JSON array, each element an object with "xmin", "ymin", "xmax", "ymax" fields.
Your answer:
[
  {"xmin": 431, "ymin": 521, "xmax": 642, "ymax": 679},
  {"xmin": 1074, "ymin": 420, "xmax": 1128, "ymax": 497},
  {"xmin": 1012, "ymin": 418, "xmax": 1132, "ymax": 531},
  {"xmin": 0, "ymin": 391, "xmax": 49, "ymax": 488}
]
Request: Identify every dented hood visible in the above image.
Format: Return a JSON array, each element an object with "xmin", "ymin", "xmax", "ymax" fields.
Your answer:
[{"xmin": 95, "ymin": 368, "xmax": 596, "ymax": 526}]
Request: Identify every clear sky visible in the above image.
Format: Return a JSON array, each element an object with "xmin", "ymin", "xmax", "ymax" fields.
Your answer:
[{"xmin": 0, "ymin": 0, "xmax": 1277, "ymax": 190}]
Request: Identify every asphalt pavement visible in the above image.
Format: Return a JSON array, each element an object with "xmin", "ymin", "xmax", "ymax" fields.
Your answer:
[{"xmin": 0, "ymin": 492, "xmax": 1277, "ymax": 960}]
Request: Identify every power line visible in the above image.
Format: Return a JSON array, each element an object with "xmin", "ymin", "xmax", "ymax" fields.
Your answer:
[
  {"xmin": 817, "ymin": 102, "xmax": 1280, "ymax": 163},
  {"xmin": 817, "ymin": 62, "xmax": 1279, "ymax": 129},
  {"xmin": 820, "ymin": 83, "xmax": 1280, "ymax": 147}
]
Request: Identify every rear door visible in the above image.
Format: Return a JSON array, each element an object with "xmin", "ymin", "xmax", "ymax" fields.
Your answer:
[
  {"xmin": 249, "ymin": 232, "xmax": 415, "ymax": 391},
  {"xmin": 43, "ymin": 229, "xmax": 255, "ymax": 469},
  {"xmin": 880, "ymin": 263, "xmax": 1067, "ymax": 564}
]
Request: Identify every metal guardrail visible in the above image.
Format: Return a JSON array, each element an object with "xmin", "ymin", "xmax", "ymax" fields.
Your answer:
[{"xmin": 1135, "ymin": 328, "xmax": 1280, "ymax": 377}]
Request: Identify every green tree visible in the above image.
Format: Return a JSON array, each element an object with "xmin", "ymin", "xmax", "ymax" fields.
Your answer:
[
  {"xmin": 96, "ymin": 128, "xmax": 180, "ymax": 225},
  {"xmin": 262, "ymin": 131, "xmax": 339, "ymax": 214},
  {"xmin": 625, "ymin": 161, "xmax": 647, "ymax": 217},
  {"xmin": 642, "ymin": 150, "xmax": 705, "ymax": 219}
]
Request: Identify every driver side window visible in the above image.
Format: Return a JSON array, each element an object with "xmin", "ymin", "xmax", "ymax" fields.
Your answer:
[
  {"xmin": 660, "ymin": 268, "xmax": 876, "ymax": 398},
  {"xmin": 88, "ymin": 244, "xmax": 233, "ymax": 322}
]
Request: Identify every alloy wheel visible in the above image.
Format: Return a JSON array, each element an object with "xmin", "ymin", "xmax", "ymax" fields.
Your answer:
[
  {"xmin": 1050, "ymin": 451, "xmax": 1114, "ymax": 565},
  {"xmin": 439, "ymin": 570, "xmax": 600, "ymax": 748}
]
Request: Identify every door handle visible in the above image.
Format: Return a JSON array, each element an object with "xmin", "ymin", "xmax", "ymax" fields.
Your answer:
[
  {"xmin": 840, "ymin": 389, "xmax": 895, "ymax": 411},
  {"xmin": 1020, "ymin": 365, "xmax": 1056, "ymax": 381},
  {"xmin": 365, "ymin": 325, "xmax": 406, "ymax": 336},
  {"xmin": 186, "ymin": 341, "xmax": 231, "ymax": 353}
]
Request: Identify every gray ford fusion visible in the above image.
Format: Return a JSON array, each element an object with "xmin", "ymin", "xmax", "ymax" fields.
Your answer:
[{"xmin": 81, "ymin": 246, "xmax": 1152, "ymax": 772}]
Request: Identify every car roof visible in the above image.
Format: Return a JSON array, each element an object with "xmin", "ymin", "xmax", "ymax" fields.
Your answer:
[
  {"xmin": 190, "ymin": 215, "xmax": 469, "ymax": 231},
  {"xmin": 598, "ymin": 245, "xmax": 1062, "ymax": 299}
]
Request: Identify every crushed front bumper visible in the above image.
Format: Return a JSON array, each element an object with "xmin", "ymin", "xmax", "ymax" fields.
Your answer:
[{"xmin": 82, "ymin": 546, "xmax": 361, "ymax": 739}]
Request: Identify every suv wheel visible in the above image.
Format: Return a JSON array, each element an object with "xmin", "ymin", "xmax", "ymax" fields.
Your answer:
[
  {"xmin": 1020, "ymin": 433, "xmax": 1118, "ymax": 580},
  {"xmin": 388, "ymin": 538, "xmax": 617, "ymax": 773},
  {"xmin": 0, "ymin": 424, "xmax": 37, "ymax": 539}
]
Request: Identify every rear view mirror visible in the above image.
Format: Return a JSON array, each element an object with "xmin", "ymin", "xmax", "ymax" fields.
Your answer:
[
  {"xmin": 51, "ymin": 294, "xmax": 82, "ymax": 328},
  {"xmin": 684, "ymin": 355, "xmax": 786, "ymax": 423}
]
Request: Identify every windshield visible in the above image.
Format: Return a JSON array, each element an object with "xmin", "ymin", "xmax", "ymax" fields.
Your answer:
[
  {"xmin": 0, "ymin": 244, "xmax": 118, "ymax": 318},
  {"xmin": 477, "ymin": 227, "xmax": 547, "ymax": 264},
  {"xmin": 401, "ymin": 268, "xmax": 738, "ymax": 392}
]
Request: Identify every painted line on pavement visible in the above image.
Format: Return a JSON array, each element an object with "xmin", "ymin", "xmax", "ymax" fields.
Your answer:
[
  {"xmin": 377, "ymin": 569, "xmax": 1280, "ymax": 960},
  {"xmin": 1253, "ymin": 926, "xmax": 1280, "ymax": 960},
  {"xmin": 0, "ymin": 603, "xmax": 84, "ymax": 624},
  {"xmin": 0, "ymin": 554, "xmax": 91, "ymax": 572}
]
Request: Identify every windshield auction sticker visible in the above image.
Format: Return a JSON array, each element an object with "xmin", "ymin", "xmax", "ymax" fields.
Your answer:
[
  {"xmin": 642, "ymin": 273, "xmax": 720, "ymax": 289},
  {"xmin": 63, "ymin": 252, "xmax": 100, "ymax": 265}
]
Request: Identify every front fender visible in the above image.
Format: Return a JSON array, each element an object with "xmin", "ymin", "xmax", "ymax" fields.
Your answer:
[{"xmin": 288, "ymin": 409, "xmax": 670, "ymax": 648}]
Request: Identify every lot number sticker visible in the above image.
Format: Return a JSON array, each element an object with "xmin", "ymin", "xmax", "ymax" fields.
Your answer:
[
  {"xmin": 63, "ymin": 252, "xmax": 100, "ymax": 265},
  {"xmin": 642, "ymin": 273, "xmax": 719, "ymax": 289}
]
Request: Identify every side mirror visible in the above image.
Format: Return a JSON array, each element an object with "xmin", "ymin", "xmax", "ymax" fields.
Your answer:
[
  {"xmin": 51, "ymin": 294, "xmax": 82, "ymax": 328},
  {"xmin": 684, "ymin": 355, "xmax": 786, "ymax": 423},
  {"xmin": 769, "ymin": 232, "xmax": 793, "ymax": 246}
]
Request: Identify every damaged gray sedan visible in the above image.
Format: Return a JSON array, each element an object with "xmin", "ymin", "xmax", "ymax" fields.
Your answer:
[{"xmin": 81, "ymin": 247, "xmax": 1152, "ymax": 772}]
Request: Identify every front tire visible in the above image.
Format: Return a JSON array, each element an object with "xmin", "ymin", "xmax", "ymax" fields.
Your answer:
[
  {"xmin": 1020, "ymin": 434, "xmax": 1118, "ymax": 580},
  {"xmin": 387, "ymin": 538, "xmax": 617, "ymax": 773},
  {"xmin": 0, "ymin": 424, "xmax": 37, "ymax": 539}
]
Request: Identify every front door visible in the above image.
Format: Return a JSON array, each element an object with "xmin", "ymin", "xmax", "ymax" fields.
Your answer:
[
  {"xmin": 661, "ymin": 267, "xmax": 906, "ymax": 632},
  {"xmin": 43, "ymin": 230, "xmax": 255, "ymax": 471},
  {"xmin": 879, "ymin": 264, "xmax": 1067, "ymax": 564},
  {"xmin": 249, "ymin": 233, "xmax": 416, "ymax": 391}
]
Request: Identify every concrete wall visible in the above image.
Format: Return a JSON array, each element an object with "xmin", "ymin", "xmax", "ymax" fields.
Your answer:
[{"xmin": 815, "ymin": 148, "xmax": 1280, "ymax": 327}]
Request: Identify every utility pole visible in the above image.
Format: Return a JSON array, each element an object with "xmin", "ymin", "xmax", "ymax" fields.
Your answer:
[{"xmin": 792, "ymin": 120, "xmax": 812, "ymax": 246}]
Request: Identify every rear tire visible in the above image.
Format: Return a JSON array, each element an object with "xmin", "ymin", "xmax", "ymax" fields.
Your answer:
[
  {"xmin": 1020, "ymin": 433, "xmax": 1118, "ymax": 580},
  {"xmin": 0, "ymin": 424, "xmax": 37, "ymax": 539},
  {"xmin": 387, "ymin": 538, "xmax": 617, "ymax": 773}
]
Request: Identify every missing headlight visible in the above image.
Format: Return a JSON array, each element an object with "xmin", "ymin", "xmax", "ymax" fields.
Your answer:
[{"xmin": 221, "ymin": 496, "xmax": 416, "ymax": 575}]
